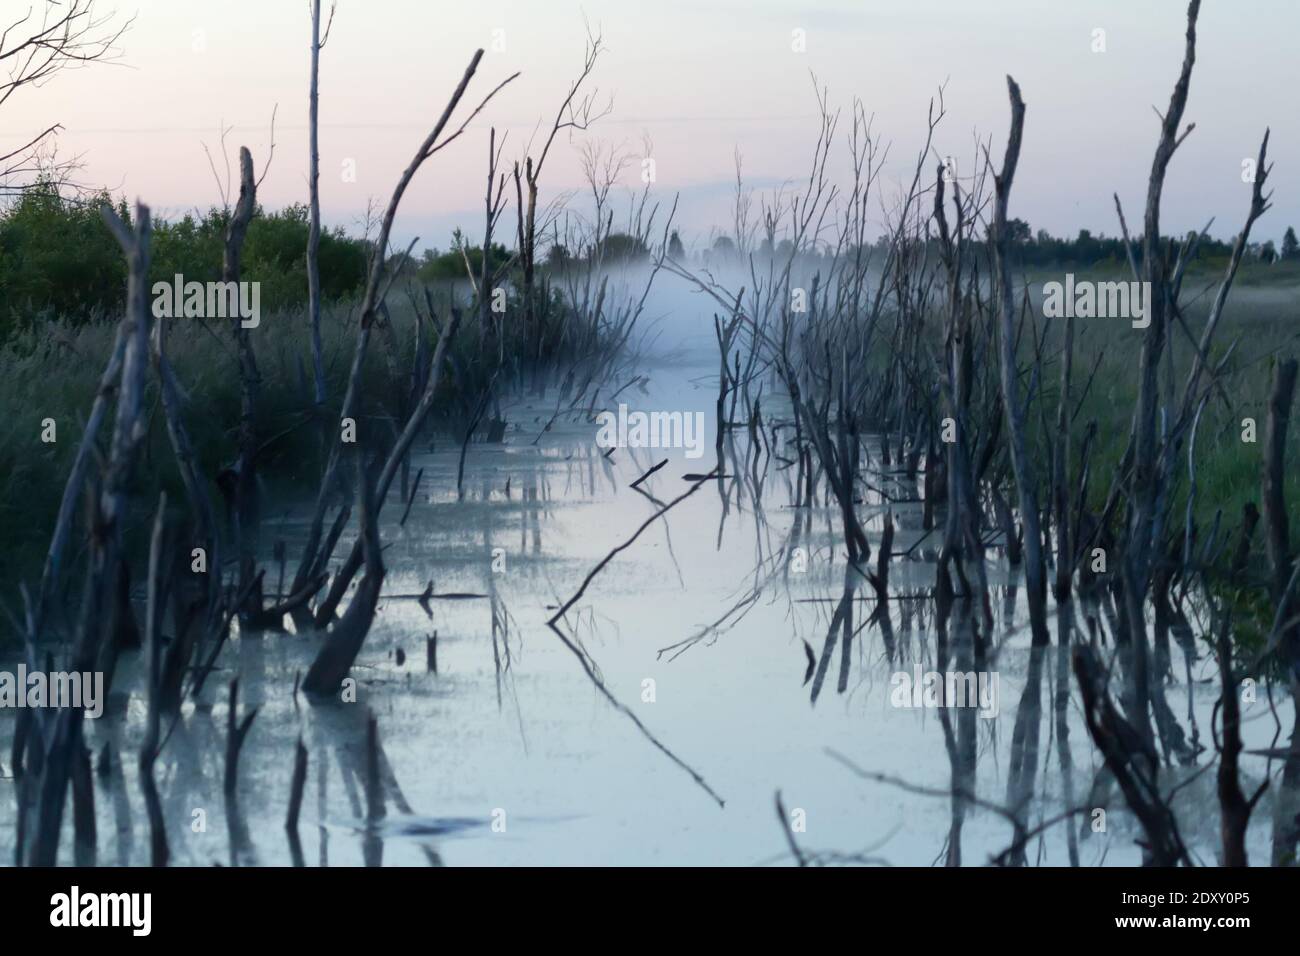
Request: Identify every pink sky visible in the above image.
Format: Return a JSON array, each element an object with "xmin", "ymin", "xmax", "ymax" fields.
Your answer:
[{"xmin": 5, "ymin": 0, "xmax": 1297, "ymax": 252}]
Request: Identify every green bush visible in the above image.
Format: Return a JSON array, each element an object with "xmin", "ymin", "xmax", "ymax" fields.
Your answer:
[
  {"xmin": 0, "ymin": 186, "xmax": 127, "ymax": 332},
  {"xmin": 0, "ymin": 189, "xmax": 369, "ymax": 338},
  {"xmin": 417, "ymin": 231, "xmax": 511, "ymax": 283}
]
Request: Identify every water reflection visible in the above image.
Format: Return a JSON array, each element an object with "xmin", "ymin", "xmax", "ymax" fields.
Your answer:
[{"xmin": 0, "ymin": 355, "xmax": 1270, "ymax": 866}]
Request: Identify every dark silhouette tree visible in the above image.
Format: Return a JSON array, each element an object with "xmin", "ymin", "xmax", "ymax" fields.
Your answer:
[
  {"xmin": 1282, "ymin": 226, "xmax": 1298, "ymax": 260},
  {"xmin": 667, "ymin": 229, "xmax": 685, "ymax": 260}
]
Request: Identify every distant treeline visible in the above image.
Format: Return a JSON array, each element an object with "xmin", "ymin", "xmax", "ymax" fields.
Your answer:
[
  {"xmin": 700, "ymin": 219, "xmax": 1300, "ymax": 272},
  {"xmin": 1000, "ymin": 219, "xmax": 1300, "ymax": 270},
  {"xmin": 0, "ymin": 185, "xmax": 662, "ymax": 338},
  {"xmin": 3, "ymin": 183, "xmax": 1298, "ymax": 338}
]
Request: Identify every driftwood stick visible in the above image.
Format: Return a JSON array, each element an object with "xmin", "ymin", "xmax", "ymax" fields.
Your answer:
[
  {"xmin": 629, "ymin": 458, "xmax": 668, "ymax": 491},
  {"xmin": 549, "ymin": 469, "xmax": 717, "ymax": 625},
  {"xmin": 546, "ymin": 469, "xmax": 725, "ymax": 808}
]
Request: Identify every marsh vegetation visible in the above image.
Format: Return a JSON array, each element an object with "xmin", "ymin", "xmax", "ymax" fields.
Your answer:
[{"xmin": 3, "ymin": 0, "xmax": 1300, "ymax": 868}]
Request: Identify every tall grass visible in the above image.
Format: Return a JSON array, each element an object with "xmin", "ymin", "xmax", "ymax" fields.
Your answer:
[{"xmin": 0, "ymin": 278, "xmax": 627, "ymax": 591}]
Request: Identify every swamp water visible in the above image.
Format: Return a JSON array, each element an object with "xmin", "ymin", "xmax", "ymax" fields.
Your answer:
[{"xmin": 0, "ymin": 314, "xmax": 1279, "ymax": 867}]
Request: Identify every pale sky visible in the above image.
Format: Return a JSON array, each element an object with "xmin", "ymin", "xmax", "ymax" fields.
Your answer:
[{"xmin": 5, "ymin": 0, "xmax": 1298, "ymax": 252}]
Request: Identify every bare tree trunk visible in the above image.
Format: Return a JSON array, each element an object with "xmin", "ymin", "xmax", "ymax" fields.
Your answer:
[
  {"xmin": 69, "ymin": 742, "xmax": 96, "ymax": 867},
  {"xmin": 291, "ymin": 48, "xmax": 508, "ymax": 610},
  {"xmin": 140, "ymin": 493, "xmax": 170, "ymax": 867},
  {"xmin": 303, "ymin": 459, "xmax": 386, "ymax": 696},
  {"xmin": 225, "ymin": 147, "xmax": 261, "ymax": 600},
  {"xmin": 1074, "ymin": 643, "xmax": 1188, "ymax": 866},
  {"xmin": 1216, "ymin": 617, "xmax": 1256, "ymax": 867},
  {"xmin": 990, "ymin": 77, "xmax": 1050, "ymax": 849},
  {"xmin": 153, "ymin": 321, "xmax": 221, "ymax": 617},
  {"xmin": 1121, "ymin": 0, "xmax": 1200, "ymax": 762},
  {"xmin": 30, "ymin": 324, "xmax": 126, "ymax": 637},
  {"xmin": 25, "ymin": 202, "xmax": 154, "ymax": 866},
  {"xmin": 1264, "ymin": 358, "xmax": 1300, "ymax": 865},
  {"xmin": 990, "ymin": 76, "xmax": 1048, "ymax": 650},
  {"xmin": 312, "ymin": 302, "xmax": 467, "ymax": 624},
  {"xmin": 306, "ymin": 0, "xmax": 331, "ymax": 406},
  {"xmin": 1052, "ymin": 310, "xmax": 1080, "ymax": 866}
]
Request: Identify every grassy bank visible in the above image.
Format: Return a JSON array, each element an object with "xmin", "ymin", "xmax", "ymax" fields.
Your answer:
[
  {"xmin": 0, "ymin": 279, "xmax": 619, "ymax": 593},
  {"xmin": 1022, "ymin": 270, "xmax": 1300, "ymax": 555}
]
